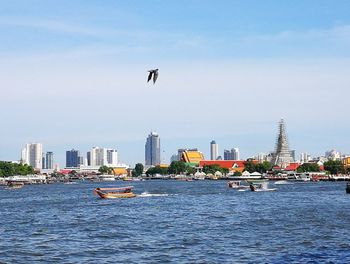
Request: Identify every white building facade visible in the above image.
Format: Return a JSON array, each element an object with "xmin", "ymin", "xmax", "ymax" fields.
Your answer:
[
  {"xmin": 210, "ymin": 140, "xmax": 218, "ymax": 160},
  {"xmin": 90, "ymin": 147, "xmax": 118, "ymax": 167},
  {"xmin": 21, "ymin": 143, "xmax": 43, "ymax": 169}
]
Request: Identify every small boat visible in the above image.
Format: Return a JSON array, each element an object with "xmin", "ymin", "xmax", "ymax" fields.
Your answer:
[
  {"xmin": 249, "ymin": 182, "xmax": 276, "ymax": 192},
  {"xmin": 93, "ymin": 186, "xmax": 136, "ymax": 199},
  {"xmin": 227, "ymin": 181, "xmax": 249, "ymax": 190},
  {"xmin": 6, "ymin": 181, "xmax": 24, "ymax": 189},
  {"xmin": 346, "ymin": 182, "xmax": 350, "ymax": 194}
]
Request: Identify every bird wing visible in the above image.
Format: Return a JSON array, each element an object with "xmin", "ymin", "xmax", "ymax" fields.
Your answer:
[
  {"xmin": 153, "ymin": 71, "xmax": 158, "ymax": 83},
  {"xmin": 147, "ymin": 71, "xmax": 153, "ymax": 82}
]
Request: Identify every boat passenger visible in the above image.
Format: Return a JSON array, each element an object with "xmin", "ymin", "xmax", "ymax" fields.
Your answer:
[{"xmin": 249, "ymin": 184, "xmax": 256, "ymax": 192}]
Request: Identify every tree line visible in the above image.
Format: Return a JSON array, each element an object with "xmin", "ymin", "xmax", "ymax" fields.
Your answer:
[{"xmin": 0, "ymin": 161, "xmax": 34, "ymax": 177}]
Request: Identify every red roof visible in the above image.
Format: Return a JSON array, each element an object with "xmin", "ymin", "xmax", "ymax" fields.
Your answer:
[
  {"xmin": 284, "ymin": 163, "xmax": 300, "ymax": 171},
  {"xmin": 199, "ymin": 160, "xmax": 245, "ymax": 169}
]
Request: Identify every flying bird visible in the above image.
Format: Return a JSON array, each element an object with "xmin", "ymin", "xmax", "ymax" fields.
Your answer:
[{"xmin": 147, "ymin": 69, "xmax": 159, "ymax": 84}]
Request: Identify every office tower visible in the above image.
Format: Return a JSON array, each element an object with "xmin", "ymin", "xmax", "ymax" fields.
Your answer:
[
  {"xmin": 45, "ymin": 152, "xmax": 54, "ymax": 169},
  {"xmin": 66, "ymin": 149, "xmax": 80, "ymax": 168},
  {"xmin": 224, "ymin": 150, "xmax": 231, "ymax": 160},
  {"xmin": 210, "ymin": 140, "xmax": 218, "ymax": 160},
  {"xmin": 271, "ymin": 118, "xmax": 294, "ymax": 168},
  {"xmin": 78, "ymin": 156, "xmax": 84, "ymax": 166},
  {"xmin": 87, "ymin": 151, "xmax": 91, "ymax": 166},
  {"xmin": 21, "ymin": 143, "xmax": 43, "ymax": 169},
  {"xmin": 90, "ymin": 147, "xmax": 107, "ymax": 166},
  {"xmin": 224, "ymin": 148, "xmax": 240, "ymax": 160},
  {"xmin": 290, "ymin": 150, "xmax": 296, "ymax": 161},
  {"xmin": 42, "ymin": 155, "xmax": 46, "ymax": 169},
  {"xmin": 300, "ymin": 153, "xmax": 309, "ymax": 163},
  {"xmin": 145, "ymin": 132, "xmax": 160, "ymax": 166},
  {"xmin": 257, "ymin": 153, "xmax": 266, "ymax": 163},
  {"xmin": 107, "ymin": 149, "xmax": 118, "ymax": 165},
  {"xmin": 232, "ymin": 148, "xmax": 240, "ymax": 160}
]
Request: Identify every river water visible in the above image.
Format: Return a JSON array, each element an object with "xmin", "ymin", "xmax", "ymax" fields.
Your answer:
[{"xmin": 0, "ymin": 180, "xmax": 349, "ymax": 263}]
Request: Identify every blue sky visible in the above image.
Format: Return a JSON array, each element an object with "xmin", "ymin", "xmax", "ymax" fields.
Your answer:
[{"xmin": 1, "ymin": 0, "xmax": 350, "ymax": 166}]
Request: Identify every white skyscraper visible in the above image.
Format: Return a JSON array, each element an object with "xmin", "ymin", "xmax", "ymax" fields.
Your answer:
[
  {"xmin": 232, "ymin": 148, "xmax": 240, "ymax": 160},
  {"xmin": 21, "ymin": 143, "xmax": 43, "ymax": 169},
  {"xmin": 210, "ymin": 140, "xmax": 218, "ymax": 160},
  {"xmin": 90, "ymin": 147, "xmax": 118, "ymax": 167},
  {"xmin": 90, "ymin": 147, "xmax": 107, "ymax": 166}
]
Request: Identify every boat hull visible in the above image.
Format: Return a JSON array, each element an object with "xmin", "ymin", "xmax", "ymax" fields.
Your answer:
[{"xmin": 95, "ymin": 190, "xmax": 136, "ymax": 199}]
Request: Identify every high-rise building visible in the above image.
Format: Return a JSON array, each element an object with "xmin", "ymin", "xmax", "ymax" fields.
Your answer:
[
  {"xmin": 46, "ymin": 152, "xmax": 54, "ymax": 169},
  {"xmin": 224, "ymin": 148, "xmax": 240, "ymax": 160},
  {"xmin": 78, "ymin": 156, "xmax": 84, "ymax": 166},
  {"xmin": 87, "ymin": 147, "xmax": 118, "ymax": 167},
  {"xmin": 42, "ymin": 155, "xmax": 46, "ymax": 169},
  {"xmin": 224, "ymin": 150, "xmax": 231, "ymax": 160},
  {"xmin": 66, "ymin": 149, "xmax": 80, "ymax": 168},
  {"xmin": 232, "ymin": 148, "xmax": 240, "ymax": 160},
  {"xmin": 107, "ymin": 149, "xmax": 118, "ymax": 165},
  {"xmin": 21, "ymin": 143, "xmax": 43, "ymax": 169},
  {"xmin": 210, "ymin": 140, "xmax": 218, "ymax": 160},
  {"xmin": 145, "ymin": 132, "xmax": 160, "ymax": 166},
  {"xmin": 271, "ymin": 118, "xmax": 294, "ymax": 168},
  {"xmin": 90, "ymin": 147, "xmax": 107, "ymax": 166},
  {"xmin": 87, "ymin": 151, "xmax": 91, "ymax": 166},
  {"xmin": 300, "ymin": 152, "xmax": 310, "ymax": 163}
]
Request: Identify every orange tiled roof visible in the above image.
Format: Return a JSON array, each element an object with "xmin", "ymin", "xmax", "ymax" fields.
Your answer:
[{"xmin": 199, "ymin": 160, "xmax": 245, "ymax": 171}]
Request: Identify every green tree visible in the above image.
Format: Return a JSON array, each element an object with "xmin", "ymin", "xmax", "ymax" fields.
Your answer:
[
  {"xmin": 296, "ymin": 163, "xmax": 320, "ymax": 173},
  {"xmin": 133, "ymin": 163, "xmax": 144, "ymax": 177},
  {"xmin": 186, "ymin": 166, "xmax": 196, "ymax": 175},
  {"xmin": 323, "ymin": 160, "xmax": 345, "ymax": 174},
  {"xmin": 168, "ymin": 161, "xmax": 186, "ymax": 174},
  {"xmin": 233, "ymin": 171, "xmax": 242, "ymax": 176},
  {"xmin": 146, "ymin": 166, "xmax": 168, "ymax": 175},
  {"xmin": 0, "ymin": 161, "xmax": 34, "ymax": 176},
  {"xmin": 202, "ymin": 164, "xmax": 228, "ymax": 175},
  {"xmin": 99, "ymin": 165, "xmax": 111, "ymax": 174},
  {"xmin": 243, "ymin": 161, "xmax": 256, "ymax": 173}
]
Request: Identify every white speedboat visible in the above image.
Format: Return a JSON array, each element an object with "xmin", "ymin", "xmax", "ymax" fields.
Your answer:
[
  {"xmin": 287, "ymin": 173, "xmax": 311, "ymax": 182},
  {"xmin": 227, "ymin": 181, "xmax": 249, "ymax": 190}
]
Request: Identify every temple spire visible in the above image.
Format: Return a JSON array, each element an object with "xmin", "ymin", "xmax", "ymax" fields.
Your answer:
[{"xmin": 271, "ymin": 118, "xmax": 294, "ymax": 168}]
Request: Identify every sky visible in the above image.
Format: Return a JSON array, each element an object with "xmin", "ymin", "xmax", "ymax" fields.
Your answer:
[{"xmin": 1, "ymin": 0, "xmax": 350, "ymax": 166}]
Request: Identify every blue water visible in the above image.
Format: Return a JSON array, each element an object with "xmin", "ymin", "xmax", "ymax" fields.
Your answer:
[{"xmin": 1, "ymin": 181, "xmax": 350, "ymax": 263}]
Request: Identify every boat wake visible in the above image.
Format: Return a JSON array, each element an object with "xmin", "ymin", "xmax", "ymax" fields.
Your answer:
[
  {"xmin": 138, "ymin": 192, "xmax": 169, "ymax": 197},
  {"xmin": 274, "ymin": 180, "xmax": 293, "ymax": 185}
]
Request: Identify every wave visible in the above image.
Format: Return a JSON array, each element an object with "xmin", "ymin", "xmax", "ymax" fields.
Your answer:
[{"xmin": 138, "ymin": 192, "xmax": 169, "ymax": 197}]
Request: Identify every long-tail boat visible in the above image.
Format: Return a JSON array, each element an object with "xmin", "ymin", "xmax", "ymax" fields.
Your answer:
[{"xmin": 93, "ymin": 186, "xmax": 136, "ymax": 199}]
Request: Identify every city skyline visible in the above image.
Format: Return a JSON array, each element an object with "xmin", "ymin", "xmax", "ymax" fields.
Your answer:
[
  {"xmin": 15, "ymin": 125, "xmax": 349, "ymax": 168},
  {"xmin": 1, "ymin": 1, "xmax": 350, "ymax": 165}
]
